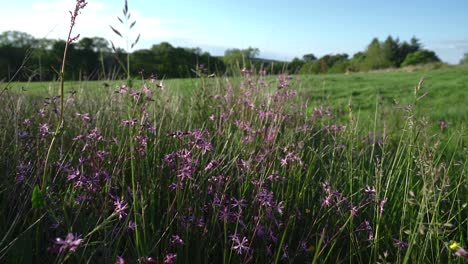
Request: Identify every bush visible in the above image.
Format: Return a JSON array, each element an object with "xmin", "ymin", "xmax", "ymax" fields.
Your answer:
[{"xmin": 401, "ymin": 50, "xmax": 440, "ymax": 67}]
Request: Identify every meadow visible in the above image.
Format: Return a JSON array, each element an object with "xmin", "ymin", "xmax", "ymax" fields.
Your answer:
[{"xmin": 0, "ymin": 65, "xmax": 467, "ymax": 263}]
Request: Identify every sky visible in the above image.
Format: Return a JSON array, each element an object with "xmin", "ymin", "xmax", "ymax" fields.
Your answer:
[{"xmin": 1, "ymin": 0, "xmax": 467, "ymax": 64}]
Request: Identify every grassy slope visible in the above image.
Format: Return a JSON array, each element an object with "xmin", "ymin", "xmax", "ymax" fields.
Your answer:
[
  {"xmin": 8, "ymin": 65, "xmax": 467, "ymax": 127},
  {"xmin": 295, "ymin": 65, "xmax": 467, "ymax": 126}
]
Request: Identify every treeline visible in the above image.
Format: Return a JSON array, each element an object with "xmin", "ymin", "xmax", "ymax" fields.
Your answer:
[
  {"xmin": 0, "ymin": 31, "xmax": 444, "ymax": 82},
  {"xmin": 0, "ymin": 31, "xmax": 229, "ymax": 81},
  {"xmin": 293, "ymin": 36, "xmax": 442, "ymax": 74}
]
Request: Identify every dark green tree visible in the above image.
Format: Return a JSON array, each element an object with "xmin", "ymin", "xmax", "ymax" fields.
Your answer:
[
  {"xmin": 381, "ymin": 36, "xmax": 400, "ymax": 67},
  {"xmin": 302, "ymin": 53, "xmax": 317, "ymax": 62},
  {"xmin": 288, "ymin": 57, "xmax": 305, "ymax": 73}
]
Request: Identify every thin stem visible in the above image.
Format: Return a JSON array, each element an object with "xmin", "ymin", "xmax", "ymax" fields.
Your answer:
[{"xmin": 40, "ymin": 1, "xmax": 87, "ymax": 191}]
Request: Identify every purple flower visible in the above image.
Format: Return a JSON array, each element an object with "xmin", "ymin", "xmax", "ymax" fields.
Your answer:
[
  {"xmin": 277, "ymin": 74, "xmax": 292, "ymax": 89},
  {"xmin": 268, "ymin": 227, "xmax": 278, "ymax": 243},
  {"xmin": 116, "ymin": 256, "xmax": 125, "ymax": 264},
  {"xmin": 362, "ymin": 220, "xmax": 374, "ymax": 241},
  {"xmin": 313, "ymin": 106, "xmax": 331, "ymax": 117},
  {"xmin": 39, "ymin": 123, "xmax": 50, "ymax": 137},
  {"xmin": 113, "ymin": 197, "xmax": 128, "ymax": 220},
  {"xmin": 377, "ymin": 198, "xmax": 388, "ymax": 216},
  {"xmin": 122, "ymin": 118, "xmax": 138, "ymax": 126},
  {"xmin": 53, "ymin": 233, "xmax": 83, "ymax": 253},
  {"xmin": 280, "ymin": 151, "xmax": 302, "ymax": 167},
  {"xmin": 255, "ymin": 189, "xmax": 274, "ymax": 207},
  {"xmin": 241, "ymin": 68, "xmax": 253, "ymax": 75},
  {"xmin": 128, "ymin": 221, "xmax": 136, "ymax": 231},
  {"xmin": 38, "ymin": 108, "xmax": 46, "ymax": 117},
  {"xmin": 16, "ymin": 161, "xmax": 32, "ymax": 183},
  {"xmin": 204, "ymin": 159, "xmax": 219, "ymax": 171},
  {"xmin": 231, "ymin": 235, "xmax": 250, "ymax": 255},
  {"xmin": 363, "ymin": 185, "xmax": 376, "ymax": 196},
  {"xmin": 230, "ymin": 197, "xmax": 247, "ymax": 212},
  {"xmin": 323, "ymin": 124, "xmax": 346, "ymax": 133},
  {"xmin": 281, "ymin": 245, "xmax": 289, "ymax": 260},
  {"xmin": 67, "ymin": 169, "xmax": 82, "ymax": 183},
  {"xmin": 23, "ymin": 118, "xmax": 32, "ymax": 125},
  {"xmin": 321, "ymin": 194, "xmax": 333, "ymax": 207},
  {"xmin": 170, "ymin": 235, "xmax": 184, "ymax": 245},
  {"xmin": 350, "ymin": 205, "xmax": 359, "ymax": 216},
  {"xmin": 177, "ymin": 165, "xmax": 195, "ymax": 181},
  {"xmin": 139, "ymin": 256, "xmax": 156, "ymax": 263},
  {"xmin": 275, "ymin": 201, "xmax": 285, "ymax": 215},
  {"xmin": 164, "ymin": 253, "xmax": 177, "ymax": 264},
  {"xmin": 218, "ymin": 206, "xmax": 232, "ymax": 222},
  {"xmin": 393, "ymin": 239, "xmax": 408, "ymax": 252},
  {"xmin": 438, "ymin": 120, "xmax": 448, "ymax": 130},
  {"xmin": 75, "ymin": 112, "xmax": 91, "ymax": 122},
  {"xmin": 237, "ymin": 159, "xmax": 249, "ymax": 171},
  {"xmin": 87, "ymin": 127, "xmax": 103, "ymax": 141}
]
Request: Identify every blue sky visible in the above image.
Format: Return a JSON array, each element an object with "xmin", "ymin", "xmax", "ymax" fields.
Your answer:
[{"xmin": 1, "ymin": 0, "xmax": 467, "ymax": 63}]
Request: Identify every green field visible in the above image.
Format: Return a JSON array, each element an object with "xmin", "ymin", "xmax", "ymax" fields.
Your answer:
[
  {"xmin": 7, "ymin": 64, "xmax": 467, "ymax": 126},
  {"xmin": 0, "ymin": 65, "xmax": 466, "ymax": 263}
]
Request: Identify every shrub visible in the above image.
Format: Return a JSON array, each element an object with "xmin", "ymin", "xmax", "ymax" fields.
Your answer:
[{"xmin": 401, "ymin": 49, "xmax": 440, "ymax": 67}]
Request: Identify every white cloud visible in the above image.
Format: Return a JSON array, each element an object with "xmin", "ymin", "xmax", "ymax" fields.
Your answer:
[{"xmin": 0, "ymin": 0, "xmax": 196, "ymax": 50}]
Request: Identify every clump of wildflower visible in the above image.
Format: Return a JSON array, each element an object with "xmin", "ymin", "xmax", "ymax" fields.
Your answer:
[
  {"xmin": 75, "ymin": 112, "xmax": 91, "ymax": 123},
  {"xmin": 52, "ymin": 233, "xmax": 83, "ymax": 253},
  {"xmin": 313, "ymin": 106, "xmax": 332, "ymax": 118},
  {"xmin": 241, "ymin": 68, "xmax": 253, "ymax": 75},
  {"xmin": 277, "ymin": 74, "xmax": 292, "ymax": 89},
  {"xmin": 280, "ymin": 151, "xmax": 302, "ymax": 167},
  {"xmin": 323, "ymin": 124, "xmax": 346, "ymax": 133}
]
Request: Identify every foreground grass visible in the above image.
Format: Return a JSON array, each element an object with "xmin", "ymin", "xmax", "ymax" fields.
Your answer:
[{"xmin": 0, "ymin": 68, "xmax": 466, "ymax": 263}]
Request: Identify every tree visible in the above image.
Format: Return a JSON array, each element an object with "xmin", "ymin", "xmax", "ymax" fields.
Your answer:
[
  {"xmin": 302, "ymin": 53, "xmax": 317, "ymax": 62},
  {"xmin": 460, "ymin": 53, "xmax": 468, "ymax": 64},
  {"xmin": 381, "ymin": 36, "xmax": 400, "ymax": 67},
  {"xmin": 349, "ymin": 52, "xmax": 366, "ymax": 72},
  {"xmin": 362, "ymin": 38, "xmax": 392, "ymax": 70},
  {"xmin": 401, "ymin": 50, "xmax": 440, "ymax": 67},
  {"xmin": 223, "ymin": 47, "xmax": 259, "ymax": 67},
  {"xmin": 298, "ymin": 61, "xmax": 320, "ymax": 74},
  {"xmin": 0, "ymin": 31, "xmax": 35, "ymax": 48},
  {"xmin": 288, "ymin": 57, "xmax": 304, "ymax": 73},
  {"xmin": 409, "ymin": 36, "xmax": 422, "ymax": 52}
]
